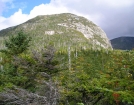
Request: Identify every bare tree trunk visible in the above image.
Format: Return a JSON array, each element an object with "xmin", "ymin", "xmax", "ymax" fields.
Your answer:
[{"xmin": 68, "ymin": 46, "xmax": 71, "ymax": 71}]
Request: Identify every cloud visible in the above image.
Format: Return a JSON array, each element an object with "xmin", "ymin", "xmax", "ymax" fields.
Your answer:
[
  {"xmin": 28, "ymin": 3, "xmax": 68, "ymax": 19},
  {"xmin": 55, "ymin": 0, "xmax": 134, "ymax": 39},
  {"xmin": 0, "ymin": 9, "xmax": 28, "ymax": 30},
  {"xmin": 0, "ymin": 0, "xmax": 134, "ymax": 39},
  {"xmin": 96, "ymin": 0, "xmax": 134, "ymax": 8},
  {"xmin": 0, "ymin": 1, "xmax": 69, "ymax": 30}
]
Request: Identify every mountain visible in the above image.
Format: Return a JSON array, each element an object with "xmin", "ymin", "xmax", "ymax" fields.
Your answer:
[
  {"xmin": 110, "ymin": 36, "xmax": 134, "ymax": 50},
  {"xmin": 0, "ymin": 13, "xmax": 112, "ymax": 51}
]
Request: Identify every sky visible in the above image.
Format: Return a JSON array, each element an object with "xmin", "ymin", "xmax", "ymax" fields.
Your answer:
[{"xmin": 0, "ymin": 0, "xmax": 134, "ymax": 39}]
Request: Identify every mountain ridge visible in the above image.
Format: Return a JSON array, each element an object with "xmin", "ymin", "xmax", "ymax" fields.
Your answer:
[
  {"xmin": 0, "ymin": 13, "xmax": 112, "ymax": 51},
  {"xmin": 110, "ymin": 36, "xmax": 134, "ymax": 50}
]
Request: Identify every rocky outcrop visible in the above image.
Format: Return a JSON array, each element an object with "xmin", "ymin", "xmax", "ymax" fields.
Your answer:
[{"xmin": 0, "ymin": 13, "xmax": 112, "ymax": 50}]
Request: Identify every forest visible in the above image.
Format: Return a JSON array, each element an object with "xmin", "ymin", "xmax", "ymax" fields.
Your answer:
[{"xmin": 0, "ymin": 31, "xmax": 134, "ymax": 105}]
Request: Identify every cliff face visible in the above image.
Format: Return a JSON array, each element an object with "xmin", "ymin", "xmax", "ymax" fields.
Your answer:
[{"xmin": 0, "ymin": 13, "xmax": 112, "ymax": 51}]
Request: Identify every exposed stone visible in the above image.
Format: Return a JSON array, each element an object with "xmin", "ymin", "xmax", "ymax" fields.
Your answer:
[{"xmin": 45, "ymin": 31, "xmax": 55, "ymax": 35}]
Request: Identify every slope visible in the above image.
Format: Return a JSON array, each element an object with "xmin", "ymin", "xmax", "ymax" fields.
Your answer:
[{"xmin": 0, "ymin": 13, "xmax": 112, "ymax": 51}]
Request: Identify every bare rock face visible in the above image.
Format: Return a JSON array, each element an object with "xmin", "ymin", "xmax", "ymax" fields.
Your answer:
[{"xmin": 0, "ymin": 13, "xmax": 112, "ymax": 51}]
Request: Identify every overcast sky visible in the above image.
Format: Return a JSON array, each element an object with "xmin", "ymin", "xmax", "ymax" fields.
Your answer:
[{"xmin": 0, "ymin": 0, "xmax": 134, "ymax": 39}]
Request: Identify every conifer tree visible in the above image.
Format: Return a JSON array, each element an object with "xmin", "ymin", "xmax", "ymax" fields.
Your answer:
[{"xmin": 0, "ymin": 31, "xmax": 31, "ymax": 55}]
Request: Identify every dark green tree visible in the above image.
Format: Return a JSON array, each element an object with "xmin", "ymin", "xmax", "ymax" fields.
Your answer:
[
  {"xmin": 0, "ymin": 31, "xmax": 31, "ymax": 92},
  {"xmin": 0, "ymin": 31, "xmax": 31, "ymax": 55}
]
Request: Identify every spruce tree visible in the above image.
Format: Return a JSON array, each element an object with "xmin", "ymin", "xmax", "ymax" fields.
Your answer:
[{"xmin": 0, "ymin": 31, "xmax": 31, "ymax": 55}]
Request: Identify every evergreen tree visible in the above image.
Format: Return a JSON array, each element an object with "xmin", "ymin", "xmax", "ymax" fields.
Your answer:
[{"xmin": 0, "ymin": 31, "xmax": 31, "ymax": 55}]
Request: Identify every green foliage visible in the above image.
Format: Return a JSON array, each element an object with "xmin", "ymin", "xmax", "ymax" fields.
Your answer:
[
  {"xmin": 1, "ymin": 42, "xmax": 134, "ymax": 105},
  {"xmin": 0, "ymin": 31, "xmax": 32, "ymax": 91},
  {"xmin": 0, "ymin": 13, "xmax": 112, "ymax": 52},
  {"xmin": 77, "ymin": 103, "xmax": 85, "ymax": 105},
  {"xmin": 0, "ymin": 30, "xmax": 134, "ymax": 105},
  {"xmin": 57, "ymin": 49, "xmax": 134, "ymax": 105},
  {"xmin": 0, "ymin": 31, "xmax": 31, "ymax": 55}
]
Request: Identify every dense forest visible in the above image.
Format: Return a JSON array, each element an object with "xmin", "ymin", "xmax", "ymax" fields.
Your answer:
[{"xmin": 0, "ymin": 31, "xmax": 134, "ymax": 105}]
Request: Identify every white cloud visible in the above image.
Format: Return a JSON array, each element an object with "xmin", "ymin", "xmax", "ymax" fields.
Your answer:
[
  {"xmin": 96, "ymin": 0, "xmax": 134, "ymax": 7},
  {"xmin": 0, "ymin": 0, "xmax": 100, "ymax": 30},
  {"xmin": 0, "ymin": 9, "xmax": 28, "ymax": 30},
  {"xmin": 0, "ymin": 0, "xmax": 134, "ymax": 39},
  {"xmin": 0, "ymin": 1, "xmax": 69, "ymax": 30},
  {"xmin": 28, "ymin": 3, "xmax": 68, "ymax": 19},
  {"xmin": 0, "ymin": 16, "xmax": 6, "ymax": 22}
]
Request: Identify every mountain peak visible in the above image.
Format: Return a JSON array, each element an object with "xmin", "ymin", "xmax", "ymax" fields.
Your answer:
[{"xmin": 0, "ymin": 13, "xmax": 112, "ymax": 51}]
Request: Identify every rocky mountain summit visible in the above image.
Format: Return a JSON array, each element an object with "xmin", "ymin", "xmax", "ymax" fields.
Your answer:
[{"xmin": 0, "ymin": 13, "xmax": 112, "ymax": 51}]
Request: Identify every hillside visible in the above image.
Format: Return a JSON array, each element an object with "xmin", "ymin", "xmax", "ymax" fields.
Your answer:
[
  {"xmin": 0, "ymin": 13, "xmax": 112, "ymax": 51},
  {"xmin": 111, "ymin": 36, "xmax": 134, "ymax": 50},
  {"xmin": 0, "ymin": 13, "xmax": 134, "ymax": 105}
]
